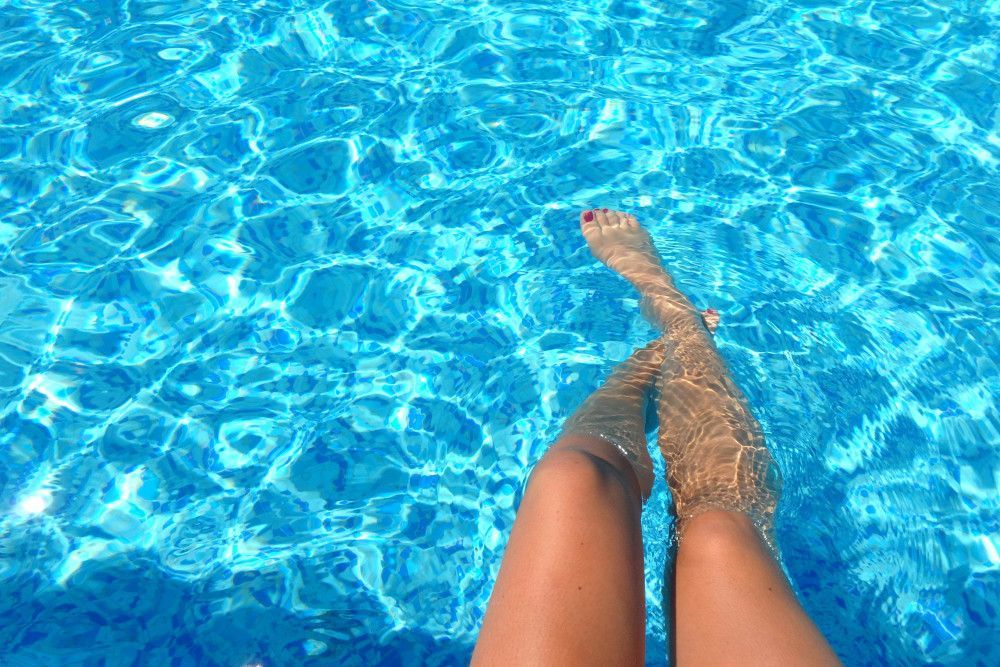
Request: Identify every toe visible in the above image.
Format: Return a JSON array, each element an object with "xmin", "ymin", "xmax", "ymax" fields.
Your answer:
[
  {"xmin": 624, "ymin": 213, "xmax": 638, "ymax": 228},
  {"xmin": 580, "ymin": 209, "xmax": 599, "ymax": 235},
  {"xmin": 604, "ymin": 208, "xmax": 625, "ymax": 227},
  {"xmin": 594, "ymin": 207, "xmax": 610, "ymax": 227}
]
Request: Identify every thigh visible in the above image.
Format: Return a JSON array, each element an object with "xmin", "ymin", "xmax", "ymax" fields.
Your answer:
[{"xmin": 472, "ymin": 436, "xmax": 647, "ymax": 666}]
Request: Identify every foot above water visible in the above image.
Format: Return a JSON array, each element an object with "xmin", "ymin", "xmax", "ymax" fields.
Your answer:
[
  {"xmin": 580, "ymin": 208, "xmax": 671, "ymax": 291},
  {"xmin": 580, "ymin": 208, "xmax": 719, "ymax": 334}
]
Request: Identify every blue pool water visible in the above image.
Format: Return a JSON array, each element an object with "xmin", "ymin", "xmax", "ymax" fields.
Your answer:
[{"xmin": 1, "ymin": 0, "xmax": 997, "ymax": 664}]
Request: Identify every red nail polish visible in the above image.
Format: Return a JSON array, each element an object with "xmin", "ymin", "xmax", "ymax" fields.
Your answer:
[
  {"xmin": 602, "ymin": 208, "xmax": 609, "ymax": 212},
  {"xmin": 583, "ymin": 210, "xmax": 594, "ymax": 222}
]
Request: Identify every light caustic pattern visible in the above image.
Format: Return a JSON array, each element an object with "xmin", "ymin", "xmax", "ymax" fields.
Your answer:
[{"xmin": 0, "ymin": 0, "xmax": 997, "ymax": 665}]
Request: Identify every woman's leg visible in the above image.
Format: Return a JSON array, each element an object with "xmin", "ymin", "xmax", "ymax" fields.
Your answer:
[
  {"xmin": 656, "ymin": 346, "xmax": 838, "ymax": 665},
  {"xmin": 674, "ymin": 511, "xmax": 840, "ymax": 665},
  {"xmin": 580, "ymin": 208, "xmax": 839, "ymax": 665},
  {"xmin": 472, "ymin": 342, "xmax": 663, "ymax": 666}
]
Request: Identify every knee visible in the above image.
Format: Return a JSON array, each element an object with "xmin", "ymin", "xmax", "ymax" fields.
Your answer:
[
  {"xmin": 678, "ymin": 511, "xmax": 762, "ymax": 561},
  {"xmin": 528, "ymin": 448, "xmax": 639, "ymax": 506}
]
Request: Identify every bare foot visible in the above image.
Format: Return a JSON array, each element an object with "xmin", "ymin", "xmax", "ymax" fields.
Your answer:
[
  {"xmin": 580, "ymin": 208, "xmax": 670, "ymax": 291},
  {"xmin": 580, "ymin": 208, "xmax": 706, "ymax": 334}
]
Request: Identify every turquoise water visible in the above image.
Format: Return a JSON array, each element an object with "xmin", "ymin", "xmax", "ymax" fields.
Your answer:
[{"xmin": 1, "ymin": 0, "xmax": 998, "ymax": 664}]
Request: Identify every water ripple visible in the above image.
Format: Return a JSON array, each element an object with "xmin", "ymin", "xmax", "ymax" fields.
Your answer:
[{"xmin": 0, "ymin": 0, "xmax": 997, "ymax": 665}]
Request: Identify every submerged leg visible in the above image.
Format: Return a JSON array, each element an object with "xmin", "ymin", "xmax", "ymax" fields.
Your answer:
[
  {"xmin": 558, "ymin": 339, "xmax": 664, "ymax": 499},
  {"xmin": 472, "ymin": 342, "xmax": 663, "ymax": 666},
  {"xmin": 582, "ymin": 208, "xmax": 839, "ymax": 665},
  {"xmin": 580, "ymin": 207, "xmax": 777, "ymax": 527}
]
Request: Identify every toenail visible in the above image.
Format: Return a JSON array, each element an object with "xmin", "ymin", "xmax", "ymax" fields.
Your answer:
[
  {"xmin": 602, "ymin": 208, "xmax": 609, "ymax": 212},
  {"xmin": 584, "ymin": 210, "xmax": 594, "ymax": 222}
]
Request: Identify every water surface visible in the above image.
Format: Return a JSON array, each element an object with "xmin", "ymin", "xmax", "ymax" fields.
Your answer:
[{"xmin": 1, "ymin": 0, "xmax": 997, "ymax": 664}]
